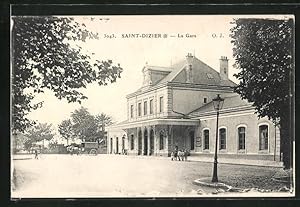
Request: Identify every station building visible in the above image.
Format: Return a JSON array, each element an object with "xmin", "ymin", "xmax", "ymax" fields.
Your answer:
[{"xmin": 107, "ymin": 54, "xmax": 280, "ymax": 161}]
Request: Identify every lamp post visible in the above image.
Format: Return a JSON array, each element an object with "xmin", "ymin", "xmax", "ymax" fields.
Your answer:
[{"xmin": 212, "ymin": 94, "xmax": 224, "ymax": 183}]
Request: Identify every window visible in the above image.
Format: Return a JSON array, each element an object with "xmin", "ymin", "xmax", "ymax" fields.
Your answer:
[
  {"xmin": 204, "ymin": 97, "xmax": 207, "ymax": 104},
  {"xmin": 159, "ymin": 131, "xmax": 164, "ymax": 150},
  {"xmin": 138, "ymin": 103, "xmax": 141, "ymax": 116},
  {"xmin": 259, "ymin": 125, "xmax": 268, "ymax": 150},
  {"xmin": 130, "ymin": 105, "xmax": 134, "ymax": 118},
  {"xmin": 219, "ymin": 128, "xmax": 226, "ymax": 150},
  {"xmin": 159, "ymin": 97, "xmax": 164, "ymax": 113},
  {"xmin": 190, "ymin": 131, "xmax": 195, "ymax": 150},
  {"xmin": 144, "ymin": 101, "xmax": 147, "ymax": 115},
  {"xmin": 149, "ymin": 99, "xmax": 153, "ymax": 114},
  {"xmin": 224, "ymin": 68, "xmax": 227, "ymax": 74},
  {"xmin": 203, "ymin": 129, "xmax": 209, "ymax": 150},
  {"xmin": 130, "ymin": 134, "xmax": 134, "ymax": 150},
  {"xmin": 238, "ymin": 127, "xmax": 246, "ymax": 150}
]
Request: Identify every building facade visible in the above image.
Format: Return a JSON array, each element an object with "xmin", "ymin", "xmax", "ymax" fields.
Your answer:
[{"xmin": 107, "ymin": 54, "xmax": 280, "ymax": 161}]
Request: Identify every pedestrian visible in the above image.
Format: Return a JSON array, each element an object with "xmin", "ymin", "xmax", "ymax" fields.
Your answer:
[
  {"xmin": 184, "ymin": 149, "xmax": 188, "ymax": 161},
  {"xmin": 34, "ymin": 149, "xmax": 38, "ymax": 159},
  {"xmin": 178, "ymin": 150, "xmax": 184, "ymax": 161},
  {"xmin": 171, "ymin": 151, "xmax": 175, "ymax": 161},
  {"xmin": 174, "ymin": 146, "xmax": 178, "ymax": 161}
]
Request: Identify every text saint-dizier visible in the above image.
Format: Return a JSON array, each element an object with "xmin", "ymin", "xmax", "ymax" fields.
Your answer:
[{"xmin": 122, "ymin": 33, "xmax": 162, "ymax": 38}]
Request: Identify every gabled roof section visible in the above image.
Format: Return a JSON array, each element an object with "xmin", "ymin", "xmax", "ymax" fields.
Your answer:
[
  {"xmin": 152, "ymin": 55, "xmax": 236, "ymax": 87},
  {"xmin": 188, "ymin": 94, "xmax": 252, "ymax": 117},
  {"xmin": 127, "ymin": 54, "xmax": 237, "ymax": 97}
]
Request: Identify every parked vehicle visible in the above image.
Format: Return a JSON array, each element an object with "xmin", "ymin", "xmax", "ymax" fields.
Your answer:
[{"xmin": 81, "ymin": 139, "xmax": 105, "ymax": 155}]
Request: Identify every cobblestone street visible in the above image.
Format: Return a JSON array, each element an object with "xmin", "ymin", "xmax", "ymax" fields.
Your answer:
[{"xmin": 12, "ymin": 154, "xmax": 291, "ymax": 197}]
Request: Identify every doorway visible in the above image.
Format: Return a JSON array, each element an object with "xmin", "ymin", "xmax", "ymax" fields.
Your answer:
[
  {"xmin": 144, "ymin": 128, "xmax": 148, "ymax": 155},
  {"xmin": 116, "ymin": 137, "xmax": 119, "ymax": 154},
  {"xmin": 138, "ymin": 130, "xmax": 142, "ymax": 155},
  {"xmin": 150, "ymin": 129, "xmax": 154, "ymax": 155}
]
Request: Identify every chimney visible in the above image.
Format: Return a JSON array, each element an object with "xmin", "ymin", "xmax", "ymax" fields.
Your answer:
[{"xmin": 219, "ymin": 56, "xmax": 228, "ymax": 80}]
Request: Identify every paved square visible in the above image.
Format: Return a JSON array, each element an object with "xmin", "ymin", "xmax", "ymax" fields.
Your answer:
[{"xmin": 12, "ymin": 154, "xmax": 284, "ymax": 197}]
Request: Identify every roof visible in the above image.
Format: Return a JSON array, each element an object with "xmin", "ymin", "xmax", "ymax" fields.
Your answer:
[
  {"xmin": 128, "ymin": 55, "xmax": 236, "ymax": 96},
  {"xmin": 145, "ymin": 65, "xmax": 173, "ymax": 72},
  {"xmin": 188, "ymin": 94, "xmax": 252, "ymax": 116}
]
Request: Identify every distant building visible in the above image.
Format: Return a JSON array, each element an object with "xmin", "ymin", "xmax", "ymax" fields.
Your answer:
[{"xmin": 107, "ymin": 54, "xmax": 280, "ymax": 161}]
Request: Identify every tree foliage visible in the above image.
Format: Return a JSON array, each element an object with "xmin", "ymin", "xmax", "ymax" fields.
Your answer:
[
  {"xmin": 58, "ymin": 119, "xmax": 74, "ymax": 145},
  {"xmin": 70, "ymin": 107, "xmax": 99, "ymax": 142},
  {"xmin": 58, "ymin": 107, "xmax": 113, "ymax": 142},
  {"xmin": 230, "ymin": 18, "xmax": 294, "ymax": 168},
  {"xmin": 24, "ymin": 123, "xmax": 55, "ymax": 149},
  {"xmin": 12, "ymin": 16, "xmax": 123, "ymax": 132},
  {"xmin": 95, "ymin": 113, "xmax": 113, "ymax": 131}
]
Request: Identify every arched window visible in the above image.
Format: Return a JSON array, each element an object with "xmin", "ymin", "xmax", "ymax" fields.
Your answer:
[
  {"xmin": 190, "ymin": 131, "xmax": 195, "ymax": 150},
  {"xmin": 259, "ymin": 124, "xmax": 269, "ymax": 150},
  {"xmin": 203, "ymin": 129, "xmax": 209, "ymax": 150},
  {"xmin": 159, "ymin": 131, "xmax": 164, "ymax": 150},
  {"xmin": 219, "ymin": 128, "xmax": 226, "ymax": 150},
  {"xmin": 238, "ymin": 127, "xmax": 246, "ymax": 150},
  {"xmin": 130, "ymin": 134, "xmax": 134, "ymax": 150}
]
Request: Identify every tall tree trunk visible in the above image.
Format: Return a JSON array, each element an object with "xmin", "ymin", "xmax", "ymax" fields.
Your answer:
[{"xmin": 280, "ymin": 115, "xmax": 292, "ymax": 169}]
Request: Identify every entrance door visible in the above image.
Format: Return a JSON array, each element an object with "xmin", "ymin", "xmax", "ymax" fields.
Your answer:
[
  {"xmin": 189, "ymin": 131, "xmax": 195, "ymax": 150},
  {"xmin": 150, "ymin": 129, "xmax": 154, "ymax": 155},
  {"xmin": 138, "ymin": 130, "xmax": 142, "ymax": 155},
  {"xmin": 144, "ymin": 129, "xmax": 148, "ymax": 155}
]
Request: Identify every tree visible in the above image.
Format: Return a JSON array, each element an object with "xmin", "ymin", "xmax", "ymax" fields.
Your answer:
[
  {"xmin": 71, "ymin": 107, "xmax": 99, "ymax": 142},
  {"xmin": 12, "ymin": 132, "xmax": 29, "ymax": 153},
  {"xmin": 95, "ymin": 113, "xmax": 113, "ymax": 140},
  {"xmin": 58, "ymin": 119, "xmax": 74, "ymax": 145},
  {"xmin": 12, "ymin": 16, "xmax": 123, "ymax": 132},
  {"xmin": 25, "ymin": 123, "xmax": 55, "ymax": 149},
  {"xmin": 230, "ymin": 18, "xmax": 293, "ymax": 169}
]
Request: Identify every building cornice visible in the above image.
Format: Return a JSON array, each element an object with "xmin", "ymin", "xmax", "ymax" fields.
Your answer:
[
  {"xmin": 167, "ymin": 81, "xmax": 235, "ymax": 91},
  {"xmin": 107, "ymin": 118, "xmax": 200, "ymax": 130},
  {"xmin": 190, "ymin": 105, "xmax": 255, "ymax": 119},
  {"xmin": 126, "ymin": 82, "xmax": 168, "ymax": 98}
]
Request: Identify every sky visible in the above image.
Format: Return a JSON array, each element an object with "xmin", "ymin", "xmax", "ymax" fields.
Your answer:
[{"xmin": 25, "ymin": 15, "xmax": 291, "ymax": 129}]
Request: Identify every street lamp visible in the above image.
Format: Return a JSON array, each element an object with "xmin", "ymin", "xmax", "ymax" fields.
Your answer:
[{"xmin": 212, "ymin": 94, "xmax": 224, "ymax": 183}]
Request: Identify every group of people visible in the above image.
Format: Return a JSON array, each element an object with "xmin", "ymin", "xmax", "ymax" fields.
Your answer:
[{"xmin": 171, "ymin": 147, "xmax": 188, "ymax": 161}]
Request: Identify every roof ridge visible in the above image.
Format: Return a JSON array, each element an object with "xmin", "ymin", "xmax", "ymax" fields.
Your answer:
[{"xmin": 147, "ymin": 65, "xmax": 173, "ymax": 69}]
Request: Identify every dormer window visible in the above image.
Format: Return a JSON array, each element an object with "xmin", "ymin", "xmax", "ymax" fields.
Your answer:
[{"xmin": 206, "ymin": 73, "xmax": 214, "ymax": 79}]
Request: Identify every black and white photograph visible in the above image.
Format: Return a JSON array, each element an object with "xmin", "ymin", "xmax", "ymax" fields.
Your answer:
[{"xmin": 10, "ymin": 14, "xmax": 295, "ymax": 198}]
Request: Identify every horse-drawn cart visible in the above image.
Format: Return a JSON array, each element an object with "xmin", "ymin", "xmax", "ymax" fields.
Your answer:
[
  {"xmin": 82, "ymin": 142, "xmax": 100, "ymax": 155},
  {"xmin": 66, "ymin": 139, "xmax": 105, "ymax": 155}
]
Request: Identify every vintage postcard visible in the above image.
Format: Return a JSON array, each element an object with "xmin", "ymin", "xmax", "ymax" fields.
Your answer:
[{"xmin": 11, "ymin": 14, "xmax": 295, "ymax": 198}]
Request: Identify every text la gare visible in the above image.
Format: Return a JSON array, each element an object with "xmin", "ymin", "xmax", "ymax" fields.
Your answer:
[{"xmin": 178, "ymin": 33, "xmax": 197, "ymax": 38}]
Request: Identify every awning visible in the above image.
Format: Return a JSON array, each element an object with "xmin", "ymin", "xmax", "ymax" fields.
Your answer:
[{"xmin": 108, "ymin": 118, "xmax": 199, "ymax": 130}]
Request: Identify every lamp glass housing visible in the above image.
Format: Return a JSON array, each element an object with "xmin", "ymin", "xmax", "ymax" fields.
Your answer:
[{"xmin": 212, "ymin": 94, "xmax": 224, "ymax": 111}]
